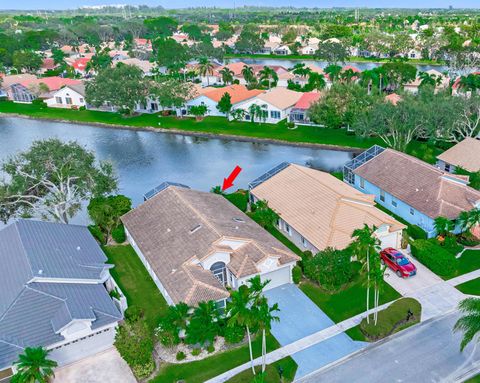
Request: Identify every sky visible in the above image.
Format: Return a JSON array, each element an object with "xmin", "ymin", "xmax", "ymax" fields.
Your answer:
[{"xmin": 0, "ymin": 0, "xmax": 479, "ymax": 10}]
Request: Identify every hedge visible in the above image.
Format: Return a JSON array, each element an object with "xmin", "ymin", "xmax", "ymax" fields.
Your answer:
[
  {"xmin": 112, "ymin": 224, "xmax": 126, "ymax": 243},
  {"xmin": 410, "ymin": 239, "xmax": 458, "ymax": 277},
  {"xmin": 224, "ymin": 191, "xmax": 249, "ymax": 212},
  {"xmin": 292, "ymin": 266, "xmax": 302, "ymax": 284},
  {"xmin": 406, "ymin": 225, "xmax": 427, "ymax": 240}
]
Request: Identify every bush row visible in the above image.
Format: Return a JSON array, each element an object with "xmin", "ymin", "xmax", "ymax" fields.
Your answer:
[{"xmin": 410, "ymin": 239, "xmax": 458, "ymax": 278}]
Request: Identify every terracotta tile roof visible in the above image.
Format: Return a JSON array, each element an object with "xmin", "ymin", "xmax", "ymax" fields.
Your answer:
[
  {"xmin": 385, "ymin": 93, "xmax": 403, "ymax": 105},
  {"xmin": 121, "ymin": 187, "xmax": 298, "ymax": 306},
  {"xmin": 42, "ymin": 58, "xmax": 56, "ymax": 70},
  {"xmin": 437, "ymin": 138, "xmax": 480, "ymax": 173},
  {"xmin": 293, "ymin": 92, "xmax": 323, "ymax": 109},
  {"xmin": 20, "ymin": 77, "xmax": 82, "ymax": 92},
  {"xmin": 1, "ymin": 74, "xmax": 37, "ymax": 89},
  {"xmin": 251, "ymin": 164, "xmax": 405, "ymax": 251},
  {"xmin": 215, "ymin": 62, "xmax": 248, "ymax": 76},
  {"xmin": 354, "ymin": 148, "xmax": 480, "ymax": 220},
  {"xmin": 202, "ymin": 84, "xmax": 264, "ymax": 104},
  {"xmin": 72, "ymin": 58, "xmax": 91, "ymax": 71},
  {"xmin": 257, "ymin": 88, "xmax": 303, "ymax": 110}
]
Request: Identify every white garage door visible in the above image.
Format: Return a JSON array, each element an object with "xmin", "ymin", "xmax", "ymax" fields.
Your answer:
[
  {"xmin": 261, "ymin": 266, "xmax": 291, "ymax": 290},
  {"xmin": 380, "ymin": 231, "xmax": 400, "ymax": 250},
  {"xmin": 49, "ymin": 327, "xmax": 116, "ymax": 367}
]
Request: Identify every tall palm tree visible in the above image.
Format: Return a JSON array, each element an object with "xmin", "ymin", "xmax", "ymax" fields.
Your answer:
[
  {"xmin": 458, "ymin": 209, "xmax": 480, "ymax": 234},
  {"xmin": 219, "ymin": 67, "xmax": 234, "ymax": 85},
  {"xmin": 360, "ymin": 69, "xmax": 380, "ymax": 95},
  {"xmin": 256, "ymin": 296, "xmax": 280, "ymax": 373},
  {"xmin": 433, "ymin": 216, "xmax": 455, "ymax": 237},
  {"xmin": 458, "ymin": 74, "xmax": 480, "ymax": 93},
  {"xmin": 227, "ymin": 285, "xmax": 257, "ymax": 375},
  {"xmin": 350, "ymin": 224, "xmax": 380, "ymax": 324},
  {"xmin": 241, "ymin": 65, "xmax": 256, "ymax": 88},
  {"xmin": 340, "ymin": 68, "xmax": 357, "ymax": 83},
  {"xmin": 198, "ymin": 57, "xmax": 214, "ymax": 86},
  {"xmin": 248, "ymin": 104, "xmax": 268, "ymax": 124},
  {"xmin": 324, "ymin": 64, "xmax": 342, "ymax": 83},
  {"xmin": 259, "ymin": 66, "xmax": 278, "ymax": 90},
  {"xmin": 306, "ymin": 72, "xmax": 326, "ymax": 91},
  {"xmin": 11, "ymin": 347, "xmax": 57, "ymax": 383},
  {"xmin": 454, "ymin": 298, "xmax": 480, "ymax": 351},
  {"xmin": 371, "ymin": 254, "xmax": 387, "ymax": 325}
]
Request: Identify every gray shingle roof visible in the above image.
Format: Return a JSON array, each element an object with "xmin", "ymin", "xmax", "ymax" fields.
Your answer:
[{"xmin": 0, "ymin": 220, "xmax": 122, "ymax": 370}]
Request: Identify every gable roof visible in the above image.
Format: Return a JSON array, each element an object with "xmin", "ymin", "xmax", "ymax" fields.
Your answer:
[
  {"xmin": 19, "ymin": 77, "xmax": 82, "ymax": 92},
  {"xmin": 250, "ymin": 164, "xmax": 405, "ymax": 251},
  {"xmin": 121, "ymin": 187, "xmax": 298, "ymax": 306},
  {"xmin": 293, "ymin": 92, "xmax": 323, "ymax": 109},
  {"xmin": 353, "ymin": 148, "xmax": 480, "ymax": 220},
  {"xmin": 257, "ymin": 88, "xmax": 303, "ymax": 110},
  {"xmin": 0, "ymin": 74, "xmax": 37, "ymax": 90},
  {"xmin": 437, "ymin": 138, "xmax": 480, "ymax": 173},
  {"xmin": 202, "ymin": 84, "xmax": 264, "ymax": 104}
]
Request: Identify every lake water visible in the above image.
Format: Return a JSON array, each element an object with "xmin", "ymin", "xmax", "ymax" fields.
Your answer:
[
  {"xmin": 229, "ymin": 57, "xmax": 447, "ymax": 72},
  {"xmin": 0, "ymin": 117, "xmax": 354, "ymax": 225}
]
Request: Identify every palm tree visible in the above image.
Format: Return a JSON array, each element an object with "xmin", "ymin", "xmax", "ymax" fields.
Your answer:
[
  {"xmin": 198, "ymin": 57, "xmax": 214, "ymax": 86},
  {"xmin": 227, "ymin": 285, "xmax": 257, "ymax": 375},
  {"xmin": 340, "ymin": 68, "xmax": 357, "ymax": 83},
  {"xmin": 418, "ymin": 71, "xmax": 441, "ymax": 88},
  {"xmin": 458, "ymin": 74, "xmax": 480, "ymax": 93},
  {"xmin": 360, "ymin": 69, "xmax": 380, "ymax": 95},
  {"xmin": 306, "ymin": 72, "xmax": 326, "ymax": 91},
  {"xmin": 433, "ymin": 216, "xmax": 455, "ymax": 237},
  {"xmin": 219, "ymin": 67, "xmax": 234, "ymax": 85},
  {"xmin": 255, "ymin": 296, "xmax": 280, "ymax": 373},
  {"xmin": 259, "ymin": 66, "xmax": 278, "ymax": 90},
  {"xmin": 11, "ymin": 347, "xmax": 57, "ymax": 383},
  {"xmin": 248, "ymin": 104, "xmax": 268, "ymax": 124},
  {"xmin": 458, "ymin": 209, "xmax": 480, "ymax": 233},
  {"xmin": 324, "ymin": 64, "xmax": 342, "ymax": 83},
  {"xmin": 241, "ymin": 65, "xmax": 256, "ymax": 88},
  {"xmin": 370, "ymin": 254, "xmax": 387, "ymax": 325},
  {"xmin": 454, "ymin": 298, "xmax": 480, "ymax": 351},
  {"xmin": 350, "ymin": 224, "xmax": 380, "ymax": 324}
]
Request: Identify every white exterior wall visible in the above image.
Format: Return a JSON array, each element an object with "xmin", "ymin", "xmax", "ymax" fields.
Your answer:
[
  {"xmin": 232, "ymin": 98, "xmax": 289, "ymax": 124},
  {"xmin": 46, "ymin": 87, "xmax": 86, "ymax": 108},
  {"xmin": 185, "ymin": 95, "xmax": 225, "ymax": 117}
]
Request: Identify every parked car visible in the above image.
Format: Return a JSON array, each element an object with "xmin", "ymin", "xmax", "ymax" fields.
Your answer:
[{"xmin": 380, "ymin": 247, "xmax": 417, "ymax": 278}]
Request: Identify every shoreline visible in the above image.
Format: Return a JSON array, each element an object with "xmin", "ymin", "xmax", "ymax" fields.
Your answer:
[{"xmin": 0, "ymin": 112, "xmax": 363, "ymax": 153}]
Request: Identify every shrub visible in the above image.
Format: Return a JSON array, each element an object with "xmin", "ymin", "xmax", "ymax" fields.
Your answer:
[
  {"xmin": 439, "ymin": 236, "xmax": 463, "ymax": 255},
  {"xmin": 191, "ymin": 348, "xmax": 201, "ymax": 356},
  {"xmin": 224, "ymin": 191, "xmax": 249, "ymax": 212},
  {"xmin": 115, "ymin": 320, "xmax": 154, "ymax": 370},
  {"xmin": 132, "ymin": 360, "xmax": 155, "ymax": 379},
  {"xmin": 457, "ymin": 232, "xmax": 480, "ymax": 247},
  {"xmin": 112, "ymin": 224, "xmax": 126, "ymax": 243},
  {"xmin": 32, "ymin": 99, "xmax": 47, "ymax": 108},
  {"xmin": 176, "ymin": 351, "xmax": 186, "ymax": 361},
  {"xmin": 109, "ymin": 288, "xmax": 120, "ymax": 300},
  {"xmin": 207, "ymin": 344, "xmax": 215, "ymax": 353},
  {"xmin": 292, "ymin": 266, "xmax": 302, "ymax": 284},
  {"xmin": 124, "ymin": 305, "xmax": 143, "ymax": 322},
  {"xmin": 359, "ymin": 298, "xmax": 421, "ymax": 341},
  {"xmin": 410, "ymin": 239, "xmax": 458, "ymax": 277},
  {"xmin": 224, "ymin": 324, "xmax": 245, "ymax": 344},
  {"xmin": 406, "ymin": 225, "xmax": 427, "ymax": 240},
  {"xmin": 88, "ymin": 224, "xmax": 105, "ymax": 244}
]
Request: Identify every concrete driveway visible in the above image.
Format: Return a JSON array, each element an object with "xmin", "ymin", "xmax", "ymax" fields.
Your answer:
[
  {"xmin": 53, "ymin": 347, "xmax": 136, "ymax": 383},
  {"xmin": 263, "ymin": 284, "xmax": 366, "ymax": 380}
]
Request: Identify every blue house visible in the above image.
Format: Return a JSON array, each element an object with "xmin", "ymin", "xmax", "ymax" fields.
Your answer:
[{"xmin": 344, "ymin": 146, "xmax": 480, "ymax": 238}]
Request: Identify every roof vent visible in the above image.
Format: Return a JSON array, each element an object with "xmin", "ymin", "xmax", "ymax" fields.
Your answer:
[
  {"xmin": 233, "ymin": 217, "xmax": 245, "ymax": 223},
  {"xmin": 76, "ymin": 246, "xmax": 81, "ymax": 251},
  {"xmin": 189, "ymin": 225, "xmax": 202, "ymax": 234},
  {"xmin": 38, "ymin": 269, "xmax": 43, "ymax": 275},
  {"xmin": 167, "ymin": 228, "xmax": 171, "ymax": 233}
]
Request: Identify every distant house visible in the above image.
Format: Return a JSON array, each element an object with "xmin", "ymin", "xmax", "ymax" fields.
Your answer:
[
  {"xmin": 133, "ymin": 38, "xmax": 152, "ymax": 51},
  {"xmin": 233, "ymin": 87, "xmax": 303, "ymax": 124},
  {"xmin": 273, "ymin": 45, "xmax": 292, "ymax": 55},
  {"xmin": 299, "ymin": 44, "xmax": 318, "ymax": 55},
  {"xmin": 40, "ymin": 57, "xmax": 57, "ymax": 74},
  {"xmin": 404, "ymin": 69, "xmax": 449, "ymax": 94},
  {"xmin": 116, "ymin": 58, "xmax": 155, "ymax": 75},
  {"xmin": 45, "ymin": 83, "xmax": 86, "ymax": 109},
  {"xmin": 181, "ymin": 84, "xmax": 264, "ymax": 117},
  {"xmin": 344, "ymin": 146, "xmax": 480, "ymax": 237},
  {"xmin": 0, "ymin": 220, "xmax": 123, "ymax": 380},
  {"xmin": 7, "ymin": 77, "xmax": 82, "ymax": 103},
  {"xmin": 121, "ymin": 184, "xmax": 299, "ymax": 308},
  {"xmin": 436, "ymin": 138, "xmax": 480, "ymax": 174},
  {"xmin": 71, "ymin": 57, "xmax": 91, "ymax": 75},
  {"xmin": 384, "ymin": 93, "xmax": 403, "ymax": 106},
  {"xmin": 0, "ymin": 74, "xmax": 37, "ymax": 99},
  {"xmin": 249, "ymin": 163, "xmax": 406, "ymax": 252},
  {"xmin": 289, "ymin": 92, "xmax": 323, "ymax": 125}
]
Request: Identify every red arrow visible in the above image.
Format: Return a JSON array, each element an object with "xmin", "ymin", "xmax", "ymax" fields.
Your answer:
[{"xmin": 222, "ymin": 165, "xmax": 242, "ymax": 191}]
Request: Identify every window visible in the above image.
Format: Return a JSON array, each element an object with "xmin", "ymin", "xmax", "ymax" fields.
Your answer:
[
  {"xmin": 301, "ymin": 236, "xmax": 308, "ymax": 248},
  {"xmin": 270, "ymin": 111, "xmax": 281, "ymax": 119},
  {"xmin": 380, "ymin": 190, "xmax": 385, "ymax": 202},
  {"xmin": 359, "ymin": 178, "xmax": 365, "ymax": 189},
  {"xmin": 391, "ymin": 198, "xmax": 397, "ymax": 208},
  {"xmin": 55, "ymin": 96, "xmax": 62, "ymax": 104},
  {"xmin": 211, "ymin": 262, "xmax": 227, "ymax": 286},
  {"xmin": 284, "ymin": 223, "xmax": 291, "ymax": 236},
  {"xmin": 444, "ymin": 163, "xmax": 451, "ymax": 172},
  {"xmin": 65, "ymin": 97, "xmax": 73, "ymax": 105},
  {"xmin": 79, "ymin": 97, "xmax": 84, "ymax": 103},
  {"xmin": 410, "ymin": 207, "xmax": 415, "ymax": 216}
]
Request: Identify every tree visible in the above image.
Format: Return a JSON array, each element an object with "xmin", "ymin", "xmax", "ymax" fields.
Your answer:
[
  {"xmin": 86, "ymin": 64, "xmax": 148, "ymax": 114},
  {"xmin": 434, "ymin": 216, "xmax": 455, "ymax": 237},
  {"xmin": 370, "ymin": 251, "xmax": 387, "ymax": 325},
  {"xmin": 182, "ymin": 23, "xmax": 204, "ymax": 41},
  {"xmin": 0, "ymin": 139, "xmax": 117, "ymax": 224},
  {"xmin": 87, "ymin": 195, "xmax": 131, "ymax": 243},
  {"xmin": 217, "ymin": 92, "xmax": 233, "ymax": 118},
  {"xmin": 350, "ymin": 224, "xmax": 380, "ymax": 324},
  {"xmin": 255, "ymin": 295, "xmax": 280, "ymax": 373},
  {"xmin": 231, "ymin": 108, "xmax": 246, "ymax": 121},
  {"xmin": 315, "ymin": 41, "xmax": 349, "ymax": 65},
  {"xmin": 235, "ymin": 24, "xmax": 265, "ymax": 54},
  {"xmin": 149, "ymin": 78, "xmax": 194, "ymax": 111},
  {"xmin": 12, "ymin": 50, "xmax": 42, "ymax": 73},
  {"xmin": 248, "ymin": 104, "xmax": 268, "ymax": 124},
  {"xmin": 86, "ymin": 48, "xmax": 112, "ymax": 72},
  {"xmin": 282, "ymin": 28, "xmax": 297, "ymax": 44},
  {"xmin": 185, "ymin": 301, "xmax": 221, "ymax": 347},
  {"xmin": 241, "ymin": 65, "xmax": 257, "ymax": 88},
  {"xmin": 144, "ymin": 16, "xmax": 177, "ymax": 39},
  {"xmin": 219, "ymin": 67, "xmax": 234, "ymax": 85},
  {"xmin": 51, "ymin": 47, "xmax": 66, "ymax": 66},
  {"xmin": 11, "ymin": 347, "xmax": 57, "ymax": 383},
  {"xmin": 258, "ymin": 66, "xmax": 278, "ymax": 89},
  {"xmin": 324, "ymin": 64, "xmax": 342, "ymax": 83},
  {"xmin": 458, "ymin": 74, "xmax": 480, "ymax": 93},
  {"xmin": 381, "ymin": 62, "xmax": 417, "ymax": 90},
  {"xmin": 156, "ymin": 302, "xmax": 190, "ymax": 347},
  {"xmin": 453, "ymin": 298, "xmax": 480, "ymax": 351},
  {"xmin": 198, "ymin": 57, "xmax": 214, "ymax": 86},
  {"xmin": 457, "ymin": 209, "xmax": 480, "ymax": 234},
  {"xmin": 216, "ymin": 22, "xmax": 235, "ymax": 41},
  {"xmin": 418, "ymin": 71, "xmax": 441, "ymax": 88},
  {"xmin": 189, "ymin": 104, "xmax": 208, "ymax": 120},
  {"xmin": 305, "ymin": 72, "xmax": 326, "ymax": 91},
  {"xmin": 154, "ymin": 38, "xmax": 190, "ymax": 72},
  {"xmin": 250, "ymin": 200, "xmax": 278, "ymax": 227},
  {"xmin": 359, "ymin": 69, "xmax": 381, "ymax": 95}
]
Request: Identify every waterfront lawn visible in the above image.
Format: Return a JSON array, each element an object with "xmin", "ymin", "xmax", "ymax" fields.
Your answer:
[
  {"xmin": 153, "ymin": 333, "xmax": 285, "ymax": 383},
  {"xmin": 226, "ymin": 357, "xmax": 298, "ymax": 383},
  {"xmin": 300, "ymin": 278, "xmax": 401, "ymax": 323},
  {"xmin": 103, "ymin": 245, "xmax": 168, "ymax": 330},
  {"xmin": 455, "ymin": 277, "xmax": 480, "ymax": 295}
]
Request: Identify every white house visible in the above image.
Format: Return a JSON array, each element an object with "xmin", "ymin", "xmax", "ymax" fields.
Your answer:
[{"xmin": 46, "ymin": 84, "xmax": 86, "ymax": 109}]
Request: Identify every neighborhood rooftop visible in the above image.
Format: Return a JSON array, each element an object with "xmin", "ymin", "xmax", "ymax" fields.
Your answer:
[
  {"xmin": 437, "ymin": 138, "xmax": 480, "ymax": 173},
  {"xmin": 353, "ymin": 148, "xmax": 480, "ymax": 220},
  {"xmin": 121, "ymin": 186, "xmax": 298, "ymax": 306},
  {"xmin": 250, "ymin": 163, "xmax": 405, "ymax": 251}
]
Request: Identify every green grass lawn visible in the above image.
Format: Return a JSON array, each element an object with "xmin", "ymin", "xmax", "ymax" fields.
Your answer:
[
  {"xmin": 299, "ymin": 278, "xmax": 401, "ymax": 323},
  {"xmin": 226, "ymin": 357, "xmax": 297, "ymax": 383},
  {"xmin": 344, "ymin": 325, "xmax": 368, "ymax": 342},
  {"xmin": 103, "ymin": 245, "xmax": 168, "ymax": 330},
  {"xmin": 152, "ymin": 333, "xmax": 285, "ymax": 383},
  {"xmin": 466, "ymin": 374, "xmax": 480, "ymax": 383},
  {"xmin": 455, "ymin": 277, "xmax": 480, "ymax": 295},
  {"xmin": 451, "ymin": 250, "xmax": 480, "ymax": 279}
]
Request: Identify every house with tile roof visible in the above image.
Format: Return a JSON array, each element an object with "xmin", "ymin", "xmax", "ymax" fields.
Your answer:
[
  {"xmin": 7, "ymin": 77, "xmax": 82, "ymax": 103},
  {"xmin": 233, "ymin": 87, "xmax": 303, "ymax": 124},
  {"xmin": 45, "ymin": 83, "xmax": 86, "ymax": 109},
  {"xmin": 344, "ymin": 145, "xmax": 480, "ymax": 237},
  {"xmin": 0, "ymin": 220, "xmax": 123, "ymax": 379},
  {"xmin": 436, "ymin": 138, "xmax": 480, "ymax": 174},
  {"xmin": 121, "ymin": 185, "xmax": 299, "ymax": 308},
  {"xmin": 249, "ymin": 163, "xmax": 405, "ymax": 253},
  {"xmin": 289, "ymin": 92, "xmax": 323, "ymax": 125}
]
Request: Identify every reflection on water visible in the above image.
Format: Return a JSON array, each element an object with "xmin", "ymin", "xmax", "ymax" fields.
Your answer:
[{"xmin": 0, "ymin": 117, "xmax": 354, "ymax": 225}]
